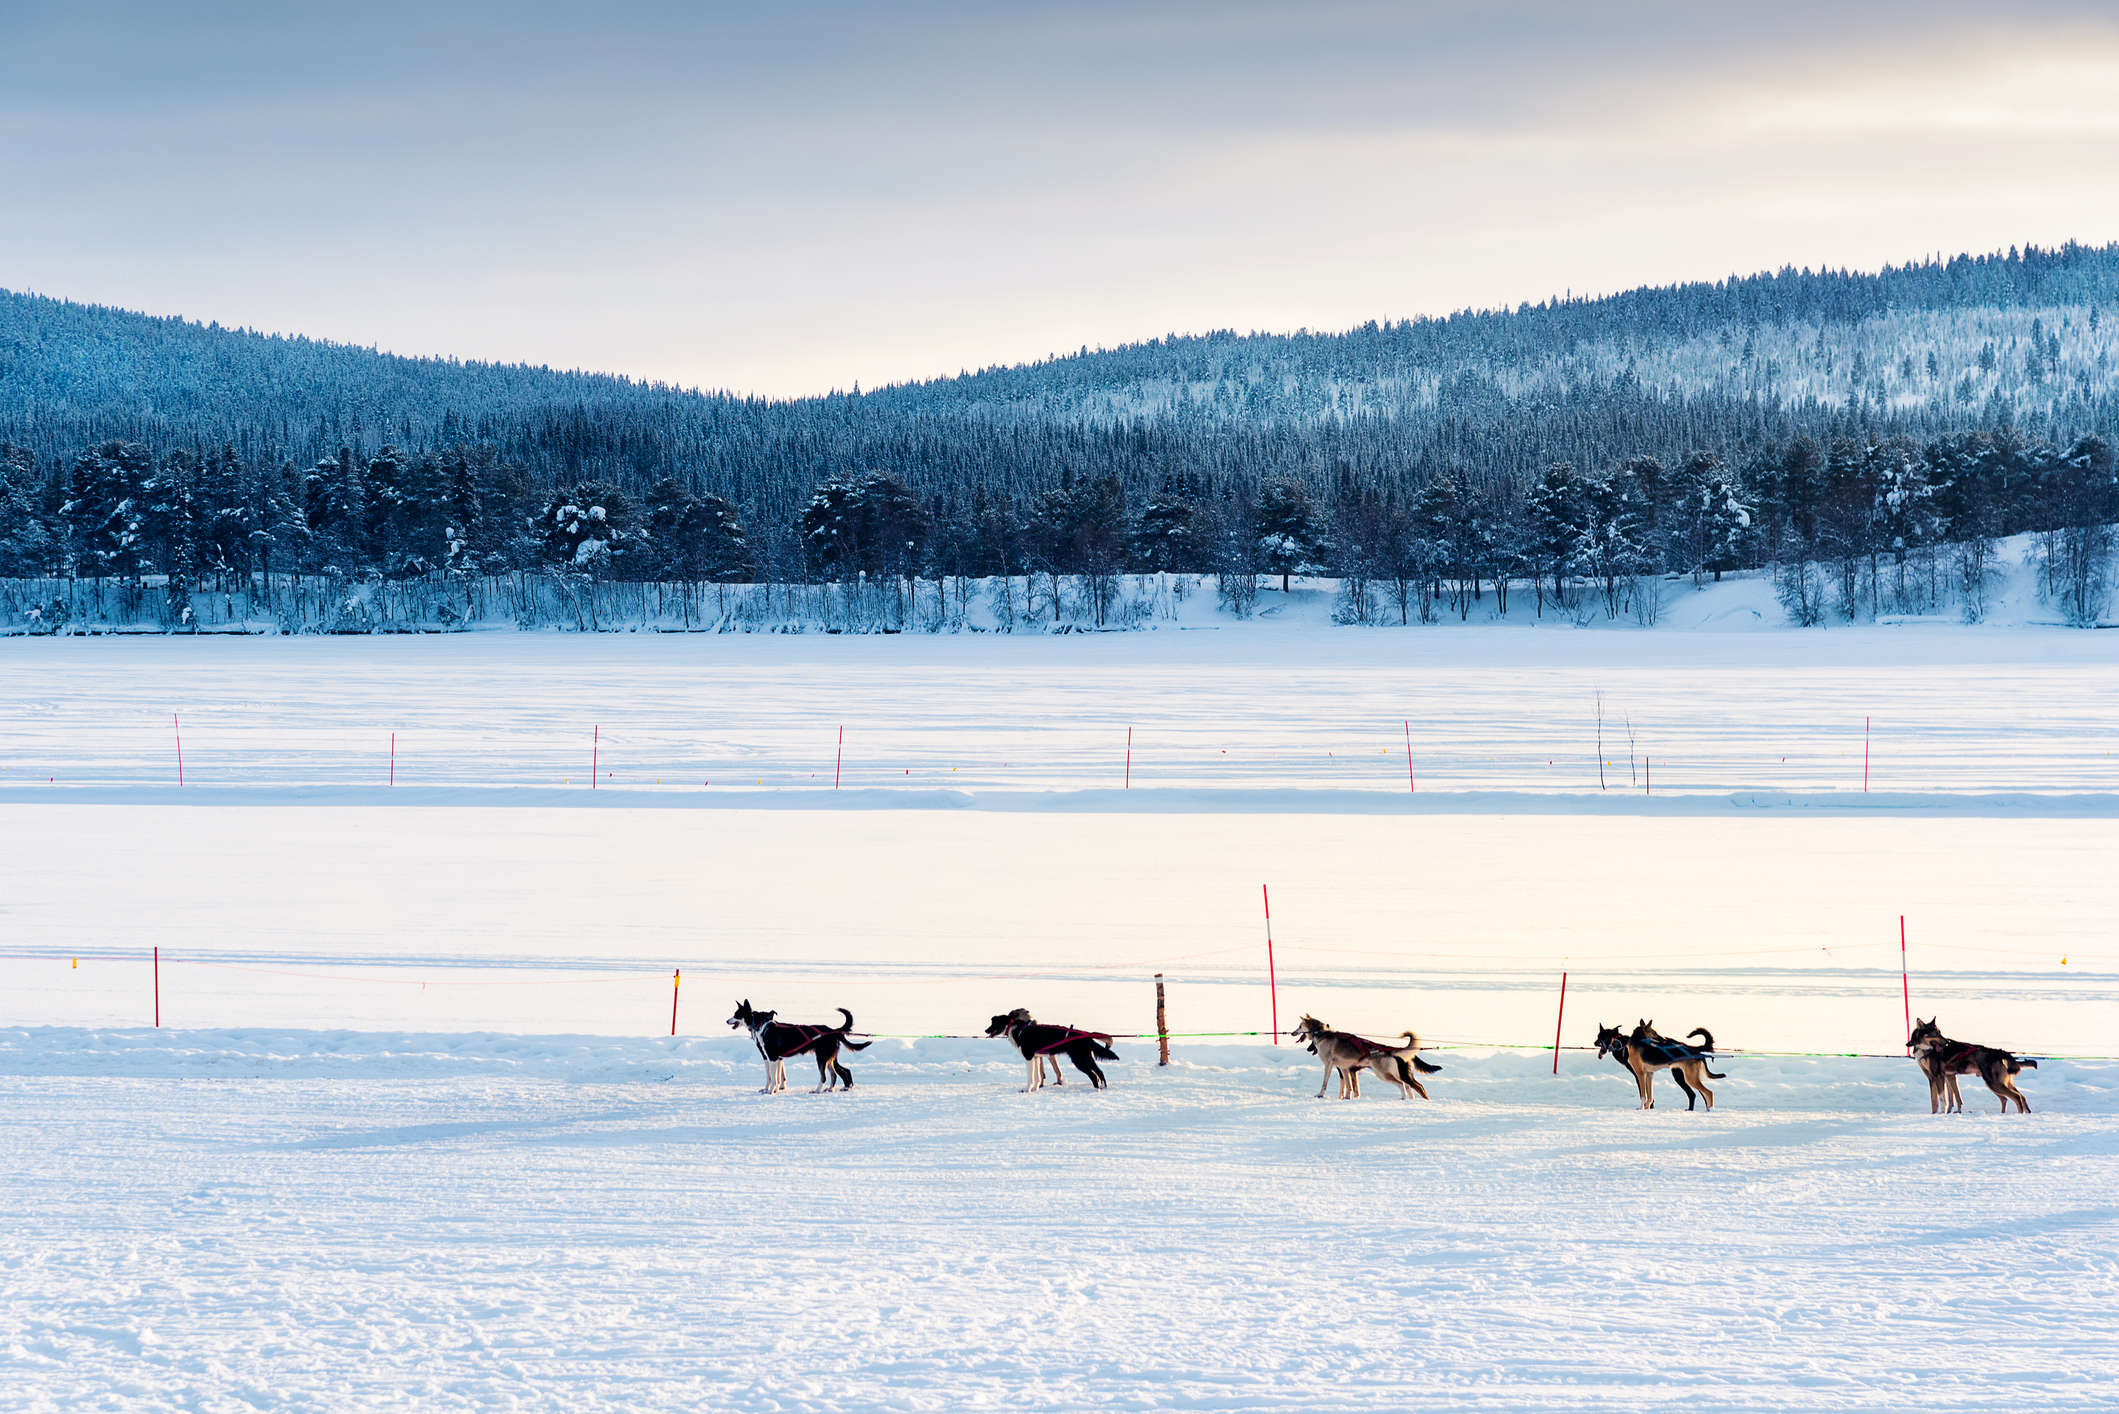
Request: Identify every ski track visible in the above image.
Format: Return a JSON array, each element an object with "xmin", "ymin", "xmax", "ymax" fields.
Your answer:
[{"xmin": 3, "ymin": 1039, "xmax": 2116, "ymax": 1413}]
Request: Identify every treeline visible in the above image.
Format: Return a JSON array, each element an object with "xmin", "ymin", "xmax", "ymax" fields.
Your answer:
[
  {"xmin": 6, "ymin": 246, "xmax": 2119, "ymax": 537},
  {"xmin": 3, "ymin": 424, "xmax": 2112, "ymax": 631}
]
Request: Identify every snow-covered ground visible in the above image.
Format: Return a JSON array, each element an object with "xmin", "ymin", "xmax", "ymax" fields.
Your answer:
[
  {"xmin": 5, "ymin": 1033, "xmax": 2116, "ymax": 1412},
  {"xmin": 4, "ymin": 627, "xmax": 2117, "ymax": 1409}
]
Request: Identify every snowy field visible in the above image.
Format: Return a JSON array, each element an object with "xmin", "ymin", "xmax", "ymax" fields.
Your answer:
[
  {"xmin": 4, "ymin": 628, "xmax": 2118, "ymax": 1409},
  {"xmin": 5, "ymin": 1036, "xmax": 2117, "ymax": 1412}
]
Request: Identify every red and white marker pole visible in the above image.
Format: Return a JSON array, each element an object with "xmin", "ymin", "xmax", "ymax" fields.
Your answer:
[
  {"xmin": 1263, "ymin": 884, "xmax": 1279, "ymax": 1043},
  {"xmin": 1552, "ymin": 970, "xmax": 1567, "ymax": 1075},
  {"xmin": 835, "ymin": 725, "xmax": 844, "ymax": 790},
  {"xmin": 1403, "ymin": 719, "xmax": 1415, "ymax": 794},
  {"xmin": 1900, "ymin": 915, "xmax": 1910, "ymax": 1052},
  {"xmin": 671, "ymin": 968, "xmax": 681, "ymax": 1037},
  {"xmin": 172, "ymin": 714, "xmax": 184, "ymax": 787}
]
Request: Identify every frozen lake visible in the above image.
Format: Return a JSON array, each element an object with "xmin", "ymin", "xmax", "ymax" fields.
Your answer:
[
  {"xmin": 6, "ymin": 630, "xmax": 2119, "ymax": 800},
  {"xmin": 3, "ymin": 805, "xmax": 2111, "ymax": 1059}
]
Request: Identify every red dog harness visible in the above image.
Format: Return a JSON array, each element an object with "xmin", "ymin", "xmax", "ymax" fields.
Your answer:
[
  {"xmin": 1032, "ymin": 1026, "xmax": 1113, "ymax": 1055},
  {"xmin": 772, "ymin": 1023, "xmax": 833, "ymax": 1057}
]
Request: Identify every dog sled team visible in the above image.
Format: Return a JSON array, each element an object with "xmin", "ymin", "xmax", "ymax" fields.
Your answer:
[{"xmin": 728, "ymin": 998, "xmax": 2039, "ymax": 1113}]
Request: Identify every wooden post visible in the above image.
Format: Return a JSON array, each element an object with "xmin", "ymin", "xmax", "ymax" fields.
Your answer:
[
  {"xmin": 671, "ymin": 968, "xmax": 681, "ymax": 1037},
  {"xmin": 1552, "ymin": 970, "xmax": 1567, "ymax": 1074},
  {"xmin": 153, "ymin": 945, "xmax": 161, "ymax": 1028},
  {"xmin": 1154, "ymin": 973, "xmax": 1169, "ymax": 1066}
]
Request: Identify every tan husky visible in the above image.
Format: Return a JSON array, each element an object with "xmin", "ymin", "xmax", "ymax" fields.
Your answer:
[
  {"xmin": 1594, "ymin": 1020, "xmax": 1726, "ymax": 1110},
  {"xmin": 1288, "ymin": 1015, "xmax": 1441, "ymax": 1100}
]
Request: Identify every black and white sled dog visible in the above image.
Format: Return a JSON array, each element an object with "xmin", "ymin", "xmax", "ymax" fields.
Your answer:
[
  {"xmin": 985, "ymin": 1008, "xmax": 1118, "ymax": 1092},
  {"xmin": 726, "ymin": 999, "xmax": 872, "ymax": 1094},
  {"xmin": 1288, "ymin": 1015, "xmax": 1441, "ymax": 1099}
]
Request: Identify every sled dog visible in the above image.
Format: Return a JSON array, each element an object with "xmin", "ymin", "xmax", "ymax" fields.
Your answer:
[
  {"xmin": 1907, "ymin": 1017, "xmax": 2035, "ymax": 1114},
  {"xmin": 985, "ymin": 1008, "xmax": 1117, "ymax": 1092},
  {"xmin": 1288, "ymin": 1014, "xmax": 1441, "ymax": 1100},
  {"xmin": 1593, "ymin": 1019, "xmax": 1725, "ymax": 1110},
  {"xmin": 726, "ymin": 999, "xmax": 872, "ymax": 1094}
]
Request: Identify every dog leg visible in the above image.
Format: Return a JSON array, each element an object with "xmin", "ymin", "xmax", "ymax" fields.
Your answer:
[
  {"xmin": 1671, "ymin": 1068, "xmax": 1697, "ymax": 1112},
  {"xmin": 1317, "ymin": 1061, "xmax": 1333, "ymax": 1099}
]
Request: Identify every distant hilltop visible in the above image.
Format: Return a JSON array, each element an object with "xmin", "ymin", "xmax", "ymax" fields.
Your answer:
[{"xmin": 2, "ymin": 242, "xmax": 2115, "ymax": 519}]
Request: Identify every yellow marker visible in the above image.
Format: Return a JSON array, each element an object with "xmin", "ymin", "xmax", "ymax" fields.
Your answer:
[{"xmin": 72, "ymin": 958, "xmax": 77, "ymax": 969}]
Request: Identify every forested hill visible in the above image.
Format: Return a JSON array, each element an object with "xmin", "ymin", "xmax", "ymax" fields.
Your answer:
[{"xmin": 5, "ymin": 242, "xmax": 2118, "ymax": 526}]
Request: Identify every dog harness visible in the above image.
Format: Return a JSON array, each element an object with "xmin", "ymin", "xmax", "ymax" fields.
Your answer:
[
  {"xmin": 770, "ymin": 1023, "xmax": 833, "ymax": 1057},
  {"xmin": 1028, "ymin": 1026, "xmax": 1112, "ymax": 1055}
]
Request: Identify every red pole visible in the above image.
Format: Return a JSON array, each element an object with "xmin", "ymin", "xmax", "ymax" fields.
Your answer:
[
  {"xmin": 172, "ymin": 714, "xmax": 184, "ymax": 787},
  {"xmin": 1900, "ymin": 915, "xmax": 1910, "ymax": 1052},
  {"xmin": 1864, "ymin": 716, "xmax": 1870, "ymax": 793},
  {"xmin": 592, "ymin": 724, "xmax": 599, "ymax": 790},
  {"xmin": 1263, "ymin": 884, "xmax": 1279, "ymax": 1044},
  {"xmin": 671, "ymin": 968, "xmax": 680, "ymax": 1037},
  {"xmin": 1403, "ymin": 719, "xmax": 1415, "ymax": 794},
  {"xmin": 835, "ymin": 725, "xmax": 844, "ymax": 789},
  {"xmin": 390, "ymin": 732, "xmax": 395, "ymax": 787},
  {"xmin": 1125, "ymin": 727, "xmax": 1132, "ymax": 789},
  {"xmin": 153, "ymin": 945, "xmax": 160, "ymax": 1028},
  {"xmin": 1552, "ymin": 970, "xmax": 1567, "ymax": 1074}
]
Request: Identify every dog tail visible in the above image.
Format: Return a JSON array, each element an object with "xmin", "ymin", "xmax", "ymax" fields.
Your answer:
[
  {"xmin": 2014, "ymin": 1056, "xmax": 2038, "ymax": 1071},
  {"xmin": 1688, "ymin": 1027, "xmax": 1716, "ymax": 1052},
  {"xmin": 1090, "ymin": 1039, "xmax": 1118, "ymax": 1061},
  {"xmin": 833, "ymin": 1009, "xmax": 875, "ymax": 1050},
  {"xmin": 1397, "ymin": 1032, "xmax": 1442, "ymax": 1072},
  {"xmin": 1704, "ymin": 1066, "xmax": 1727, "ymax": 1079}
]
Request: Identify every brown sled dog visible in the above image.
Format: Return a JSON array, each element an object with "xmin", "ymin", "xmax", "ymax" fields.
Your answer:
[
  {"xmin": 1288, "ymin": 1015, "xmax": 1441, "ymax": 1100},
  {"xmin": 1908, "ymin": 1017, "xmax": 2036, "ymax": 1114},
  {"xmin": 1594, "ymin": 1020, "xmax": 1725, "ymax": 1110}
]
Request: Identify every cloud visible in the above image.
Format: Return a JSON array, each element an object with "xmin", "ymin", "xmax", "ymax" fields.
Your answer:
[{"xmin": 3, "ymin": 2, "xmax": 2116, "ymax": 395}]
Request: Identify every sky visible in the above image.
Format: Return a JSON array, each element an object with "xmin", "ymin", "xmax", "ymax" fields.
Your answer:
[{"xmin": 5, "ymin": 1, "xmax": 2119, "ymax": 398}]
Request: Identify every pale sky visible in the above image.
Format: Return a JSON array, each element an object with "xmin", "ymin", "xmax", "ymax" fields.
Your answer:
[{"xmin": 5, "ymin": 1, "xmax": 2118, "ymax": 397}]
